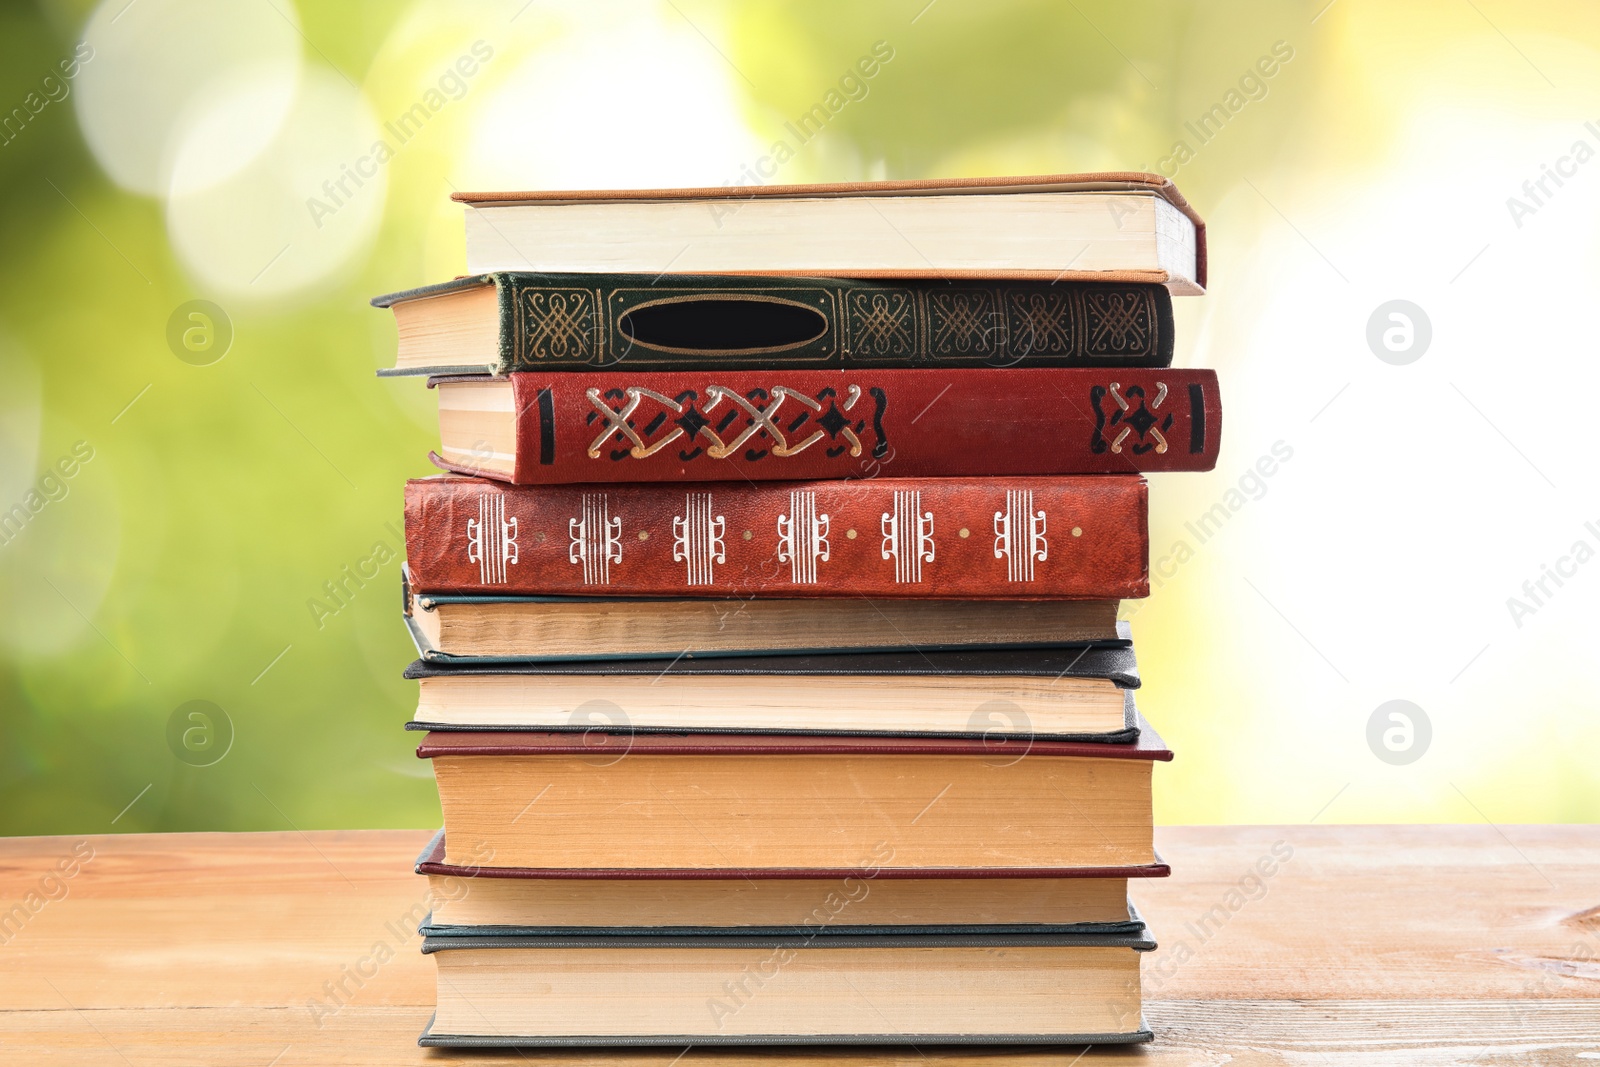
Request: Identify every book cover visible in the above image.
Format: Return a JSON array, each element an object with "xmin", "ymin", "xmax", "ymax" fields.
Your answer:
[
  {"xmin": 431, "ymin": 366, "xmax": 1220, "ymax": 484},
  {"xmin": 419, "ymin": 715, "xmax": 1168, "ymax": 871},
  {"xmin": 413, "ymin": 829, "xmax": 1165, "ymax": 938},
  {"xmin": 415, "ymin": 717, "xmax": 1172, "ymax": 762},
  {"xmin": 404, "ymin": 644, "xmax": 1142, "ymax": 742},
  {"xmin": 400, "ymin": 565, "xmax": 1124, "ymax": 663},
  {"xmin": 453, "ymin": 170, "xmax": 1205, "ymax": 293},
  {"xmin": 413, "ymin": 829, "xmax": 1172, "ymax": 884},
  {"xmin": 418, "ymin": 924, "xmax": 1155, "ymax": 1046},
  {"xmin": 418, "ymin": 914, "xmax": 1153, "ymax": 939},
  {"xmin": 372, "ymin": 272, "xmax": 1175, "ymax": 375},
  {"xmin": 419, "ymin": 929, "xmax": 1157, "ymax": 952},
  {"xmin": 403, "ymin": 474, "xmax": 1149, "ymax": 598}
]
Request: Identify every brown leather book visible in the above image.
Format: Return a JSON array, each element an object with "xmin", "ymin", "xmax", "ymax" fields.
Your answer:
[
  {"xmin": 425, "ymin": 367, "xmax": 1221, "ymax": 485},
  {"xmin": 404, "ymin": 473, "xmax": 1150, "ymax": 598}
]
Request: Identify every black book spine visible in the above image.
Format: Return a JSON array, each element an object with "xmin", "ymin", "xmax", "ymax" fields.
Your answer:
[{"xmin": 487, "ymin": 273, "xmax": 1174, "ymax": 371}]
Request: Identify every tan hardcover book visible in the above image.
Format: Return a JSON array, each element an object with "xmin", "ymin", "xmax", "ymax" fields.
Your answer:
[
  {"xmin": 404, "ymin": 639, "xmax": 1141, "ymax": 741},
  {"xmin": 419, "ymin": 724, "xmax": 1170, "ymax": 871},
  {"xmin": 420, "ymin": 930, "xmax": 1153, "ymax": 1046},
  {"xmin": 404, "ymin": 572, "xmax": 1122, "ymax": 661},
  {"xmin": 451, "ymin": 172, "xmax": 1205, "ymax": 292},
  {"xmin": 416, "ymin": 832, "xmax": 1166, "ymax": 933}
]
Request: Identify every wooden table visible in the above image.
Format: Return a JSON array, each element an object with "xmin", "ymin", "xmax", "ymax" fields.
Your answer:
[{"xmin": 1, "ymin": 826, "xmax": 1594, "ymax": 1064}]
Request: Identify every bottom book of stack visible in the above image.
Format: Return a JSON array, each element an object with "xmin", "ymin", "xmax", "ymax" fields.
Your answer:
[{"xmin": 417, "ymin": 925, "xmax": 1156, "ymax": 1046}]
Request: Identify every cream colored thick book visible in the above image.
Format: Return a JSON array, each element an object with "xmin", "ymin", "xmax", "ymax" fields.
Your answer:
[
  {"xmin": 452, "ymin": 172, "xmax": 1206, "ymax": 293},
  {"xmin": 420, "ymin": 932, "xmax": 1153, "ymax": 1045}
]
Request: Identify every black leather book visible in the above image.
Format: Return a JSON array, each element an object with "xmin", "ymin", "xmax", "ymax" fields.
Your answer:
[{"xmin": 374, "ymin": 271, "xmax": 1175, "ymax": 376}]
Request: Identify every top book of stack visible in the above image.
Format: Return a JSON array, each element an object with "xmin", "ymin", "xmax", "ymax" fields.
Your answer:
[{"xmin": 450, "ymin": 172, "xmax": 1205, "ymax": 290}]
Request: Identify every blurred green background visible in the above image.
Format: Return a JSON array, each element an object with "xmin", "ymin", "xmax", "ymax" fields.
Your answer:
[{"xmin": 3, "ymin": 0, "xmax": 1597, "ymax": 836}]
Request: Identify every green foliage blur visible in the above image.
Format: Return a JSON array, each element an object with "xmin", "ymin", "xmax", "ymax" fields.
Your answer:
[
  {"xmin": 5, "ymin": 0, "xmax": 1596, "ymax": 835},
  {"xmin": 1, "ymin": 0, "xmax": 454, "ymax": 834},
  {"xmin": 0, "ymin": 0, "xmax": 1364, "ymax": 836}
]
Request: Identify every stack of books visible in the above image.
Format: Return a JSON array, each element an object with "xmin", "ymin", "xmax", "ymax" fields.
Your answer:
[{"xmin": 374, "ymin": 173, "xmax": 1218, "ymax": 1048}]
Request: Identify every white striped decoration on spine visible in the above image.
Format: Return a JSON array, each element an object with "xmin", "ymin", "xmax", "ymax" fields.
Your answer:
[
  {"xmin": 672, "ymin": 492, "xmax": 725, "ymax": 587},
  {"xmin": 568, "ymin": 493, "xmax": 621, "ymax": 586},
  {"xmin": 776, "ymin": 490, "xmax": 830, "ymax": 585},
  {"xmin": 466, "ymin": 492, "xmax": 518, "ymax": 585},
  {"xmin": 993, "ymin": 488, "xmax": 1047, "ymax": 583},
  {"xmin": 881, "ymin": 489, "xmax": 935, "ymax": 584}
]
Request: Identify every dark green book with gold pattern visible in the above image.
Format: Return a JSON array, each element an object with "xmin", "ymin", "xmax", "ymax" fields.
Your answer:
[{"xmin": 373, "ymin": 271, "xmax": 1173, "ymax": 376}]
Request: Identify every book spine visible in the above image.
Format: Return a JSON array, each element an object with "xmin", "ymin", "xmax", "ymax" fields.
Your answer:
[
  {"xmin": 492, "ymin": 273, "xmax": 517, "ymax": 376},
  {"xmin": 450, "ymin": 367, "xmax": 1216, "ymax": 484},
  {"xmin": 499, "ymin": 274, "xmax": 1174, "ymax": 370},
  {"xmin": 405, "ymin": 475, "xmax": 1148, "ymax": 598}
]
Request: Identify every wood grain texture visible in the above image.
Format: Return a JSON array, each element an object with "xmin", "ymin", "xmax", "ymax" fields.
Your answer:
[{"xmin": 0, "ymin": 825, "xmax": 1595, "ymax": 1064}]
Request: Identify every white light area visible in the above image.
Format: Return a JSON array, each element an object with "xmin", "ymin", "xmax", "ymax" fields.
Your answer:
[
  {"xmin": 1171, "ymin": 98, "xmax": 1600, "ymax": 815},
  {"xmin": 460, "ymin": 10, "xmax": 768, "ymax": 190},
  {"xmin": 74, "ymin": 0, "xmax": 301, "ymax": 196},
  {"xmin": 1208, "ymin": 107, "xmax": 1600, "ymax": 666},
  {"xmin": 165, "ymin": 70, "xmax": 387, "ymax": 300},
  {"xmin": 165, "ymin": 62, "xmax": 304, "ymax": 196}
]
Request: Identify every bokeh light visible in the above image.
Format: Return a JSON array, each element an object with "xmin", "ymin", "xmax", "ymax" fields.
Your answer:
[{"xmin": 74, "ymin": 0, "xmax": 301, "ymax": 196}]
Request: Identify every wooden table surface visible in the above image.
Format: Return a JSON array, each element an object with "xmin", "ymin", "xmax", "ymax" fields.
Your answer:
[{"xmin": 1, "ymin": 825, "xmax": 1595, "ymax": 1065}]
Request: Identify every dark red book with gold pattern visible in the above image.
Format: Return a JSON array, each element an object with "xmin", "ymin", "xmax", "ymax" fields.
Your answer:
[
  {"xmin": 404, "ymin": 474, "xmax": 1147, "ymax": 599},
  {"xmin": 427, "ymin": 367, "xmax": 1220, "ymax": 485}
]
